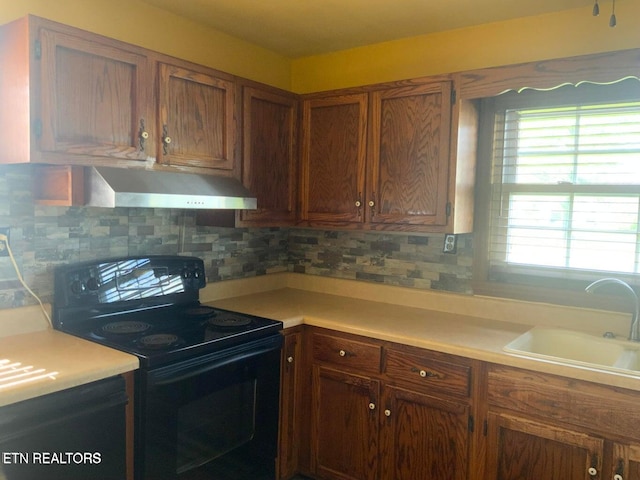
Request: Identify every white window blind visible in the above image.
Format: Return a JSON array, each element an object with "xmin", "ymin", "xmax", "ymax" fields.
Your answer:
[{"xmin": 487, "ymin": 81, "xmax": 640, "ymax": 281}]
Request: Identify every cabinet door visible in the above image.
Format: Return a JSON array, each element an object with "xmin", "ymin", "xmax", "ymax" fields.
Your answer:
[
  {"xmin": 157, "ymin": 63, "xmax": 235, "ymax": 171},
  {"xmin": 278, "ymin": 329, "xmax": 302, "ymax": 480},
  {"xmin": 311, "ymin": 365, "xmax": 380, "ymax": 480},
  {"xmin": 380, "ymin": 386, "xmax": 470, "ymax": 480},
  {"xmin": 39, "ymin": 27, "xmax": 152, "ymax": 162},
  {"xmin": 612, "ymin": 443, "xmax": 640, "ymax": 480},
  {"xmin": 301, "ymin": 94, "xmax": 367, "ymax": 225},
  {"xmin": 486, "ymin": 412, "xmax": 604, "ymax": 480},
  {"xmin": 368, "ymin": 81, "xmax": 452, "ymax": 227},
  {"xmin": 239, "ymin": 86, "xmax": 298, "ymax": 226}
]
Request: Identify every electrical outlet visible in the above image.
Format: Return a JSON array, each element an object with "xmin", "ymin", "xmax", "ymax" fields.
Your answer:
[
  {"xmin": 443, "ymin": 234, "xmax": 457, "ymax": 254},
  {"xmin": 0, "ymin": 227, "xmax": 10, "ymax": 257}
]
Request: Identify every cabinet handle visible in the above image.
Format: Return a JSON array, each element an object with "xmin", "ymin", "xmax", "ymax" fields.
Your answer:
[
  {"xmin": 287, "ymin": 356, "xmax": 294, "ymax": 363},
  {"xmin": 162, "ymin": 124, "xmax": 172, "ymax": 155},
  {"xmin": 411, "ymin": 367, "xmax": 437, "ymax": 378},
  {"xmin": 138, "ymin": 119, "xmax": 149, "ymax": 152},
  {"xmin": 384, "ymin": 409, "xmax": 391, "ymax": 417},
  {"xmin": 368, "ymin": 402, "xmax": 376, "ymax": 410}
]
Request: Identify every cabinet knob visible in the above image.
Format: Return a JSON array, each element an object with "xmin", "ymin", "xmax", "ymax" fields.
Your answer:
[
  {"xmin": 140, "ymin": 131, "xmax": 149, "ymax": 140},
  {"xmin": 368, "ymin": 200, "xmax": 375, "ymax": 207},
  {"xmin": 339, "ymin": 349, "xmax": 346, "ymax": 357},
  {"xmin": 138, "ymin": 119, "xmax": 148, "ymax": 151},
  {"xmin": 355, "ymin": 200, "xmax": 362, "ymax": 208},
  {"xmin": 587, "ymin": 467, "xmax": 597, "ymax": 476},
  {"xmin": 368, "ymin": 402, "xmax": 376, "ymax": 410},
  {"xmin": 614, "ymin": 475, "xmax": 623, "ymax": 480},
  {"xmin": 287, "ymin": 356, "xmax": 294, "ymax": 363},
  {"xmin": 384, "ymin": 409, "xmax": 391, "ymax": 417},
  {"xmin": 163, "ymin": 136, "xmax": 172, "ymax": 145},
  {"xmin": 419, "ymin": 370, "xmax": 427, "ymax": 377}
]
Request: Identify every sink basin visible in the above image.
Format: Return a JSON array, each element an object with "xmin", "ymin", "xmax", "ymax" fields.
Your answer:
[{"xmin": 504, "ymin": 327, "xmax": 640, "ymax": 375}]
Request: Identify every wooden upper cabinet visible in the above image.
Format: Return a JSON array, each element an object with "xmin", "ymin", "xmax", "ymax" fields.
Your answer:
[
  {"xmin": 368, "ymin": 81, "xmax": 452, "ymax": 227},
  {"xmin": 0, "ymin": 15, "xmax": 153, "ymax": 165},
  {"xmin": 300, "ymin": 93, "xmax": 368, "ymax": 225},
  {"xmin": 299, "ymin": 79, "xmax": 475, "ymax": 232},
  {"xmin": 157, "ymin": 62, "xmax": 236, "ymax": 171},
  {"xmin": 238, "ymin": 84, "xmax": 298, "ymax": 226}
]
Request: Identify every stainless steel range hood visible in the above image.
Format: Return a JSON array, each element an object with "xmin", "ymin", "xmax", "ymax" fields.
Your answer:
[{"xmin": 85, "ymin": 166, "xmax": 257, "ymax": 210}]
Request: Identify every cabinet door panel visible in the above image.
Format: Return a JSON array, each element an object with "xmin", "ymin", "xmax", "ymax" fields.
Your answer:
[
  {"xmin": 39, "ymin": 28, "xmax": 150, "ymax": 161},
  {"xmin": 239, "ymin": 86, "xmax": 298, "ymax": 226},
  {"xmin": 381, "ymin": 386, "xmax": 469, "ymax": 480},
  {"xmin": 369, "ymin": 82, "xmax": 452, "ymax": 226},
  {"xmin": 486, "ymin": 413, "xmax": 604, "ymax": 480},
  {"xmin": 158, "ymin": 63, "xmax": 235, "ymax": 170},
  {"xmin": 301, "ymin": 94, "xmax": 367, "ymax": 224},
  {"xmin": 311, "ymin": 366, "xmax": 379, "ymax": 480},
  {"xmin": 612, "ymin": 443, "xmax": 640, "ymax": 480}
]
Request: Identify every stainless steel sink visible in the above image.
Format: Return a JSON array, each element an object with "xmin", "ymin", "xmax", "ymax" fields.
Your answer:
[{"xmin": 503, "ymin": 327, "xmax": 640, "ymax": 375}]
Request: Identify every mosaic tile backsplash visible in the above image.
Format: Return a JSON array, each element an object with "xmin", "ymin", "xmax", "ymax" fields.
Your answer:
[{"xmin": 0, "ymin": 165, "xmax": 472, "ymax": 309}]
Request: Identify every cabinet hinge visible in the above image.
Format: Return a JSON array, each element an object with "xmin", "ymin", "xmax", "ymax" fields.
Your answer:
[
  {"xmin": 34, "ymin": 40, "xmax": 41, "ymax": 60},
  {"xmin": 451, "ymin": 88, "xmax": 457, "ymax": 105},
  {"xmin": 446, "ymin": 202, "xmax": 452, "ymax": 217},
  {"xmin": 468, "ymin": 415, "xmax": 474, "ymax": 433},
  {"xmin": 33, "ymin": 119, "xmax": 43, "ymax": 139}
]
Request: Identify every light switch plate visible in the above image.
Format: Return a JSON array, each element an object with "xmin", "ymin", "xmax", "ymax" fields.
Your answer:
[{"xmin": 443, "ymin": 234, "xmax": 457, "ymax": 254}]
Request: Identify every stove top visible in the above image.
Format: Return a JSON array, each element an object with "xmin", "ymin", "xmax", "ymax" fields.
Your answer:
[{"xmin": 52, "ymin": 256, "xmax": 282, "ymax": 368}]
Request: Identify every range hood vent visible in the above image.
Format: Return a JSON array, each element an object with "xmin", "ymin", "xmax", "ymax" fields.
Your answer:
[{"xmin": 85, "ymin": 166, "xmax": 257, "ymax": 210}]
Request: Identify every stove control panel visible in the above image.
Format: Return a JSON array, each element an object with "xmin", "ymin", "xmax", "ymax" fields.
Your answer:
[{"xmin": 54, "ymin": 256, "xmax": 206, "ymax": 307}]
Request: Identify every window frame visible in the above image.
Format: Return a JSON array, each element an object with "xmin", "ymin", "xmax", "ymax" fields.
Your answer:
[{"xmin": 473, "ymin": 80, "xmax": 640, "ymax": 309}]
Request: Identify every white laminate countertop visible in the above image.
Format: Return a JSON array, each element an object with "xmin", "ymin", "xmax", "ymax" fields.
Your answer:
[{"xmin": 0, "ymin": 306, "xmax": 138, "ymax": 407}]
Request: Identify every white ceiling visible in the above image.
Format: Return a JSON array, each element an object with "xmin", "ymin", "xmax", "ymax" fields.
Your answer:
[{"xmin": 140, "ymin": 0, "xmax": 592, "ymax": 58}]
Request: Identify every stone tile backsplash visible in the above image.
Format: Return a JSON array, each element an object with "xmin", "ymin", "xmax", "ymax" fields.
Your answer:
[{"xmin": 0, "ymin": 165, "xmax": 473, "ymax": 309}]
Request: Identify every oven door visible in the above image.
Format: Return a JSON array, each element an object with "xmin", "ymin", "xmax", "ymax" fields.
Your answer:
[{"xmin": 135, "ymin": 334, "xmax": 282, "ymax": 480}]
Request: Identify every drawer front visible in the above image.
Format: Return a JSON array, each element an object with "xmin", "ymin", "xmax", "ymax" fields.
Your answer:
[
  {"xmin": 383, "ymin": 348, "xmax": 471, "ymax": 398},
  {"xmin": 488, "ymin": 365, "xmax": 640, "ymax": 439},
  {"xmin": 312, "ymin": 332, "xmax": 382, "ymax": 375}
]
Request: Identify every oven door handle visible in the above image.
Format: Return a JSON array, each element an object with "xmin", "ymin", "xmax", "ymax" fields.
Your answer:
[{"xmin": 148, "ymin": 335, "xmax": 282, "ymax": 386}]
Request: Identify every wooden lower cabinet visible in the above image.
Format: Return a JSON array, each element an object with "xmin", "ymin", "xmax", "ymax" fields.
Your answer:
[
  {"xmin": 486, "ymin": 412, "xmax": 604, "ymax": 480},
  {"xmin": 380, "ymin": 386, "xmax": 470, "ymax": 480},
  {"xmin": 486, "ymin": 364, "xmax": 640, "ymax": 480},
  {"xmin": 307, "ymin": 328, "xmax": 475, "ymax": 480},
  {"xmin": 312, "ymin": 366, "xmax": 380, "ymax": 480}
]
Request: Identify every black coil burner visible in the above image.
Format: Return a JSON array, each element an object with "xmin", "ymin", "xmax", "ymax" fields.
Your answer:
[{"xmin": 208, "ymin": 314, "xmax": 252, "ymax": 329}]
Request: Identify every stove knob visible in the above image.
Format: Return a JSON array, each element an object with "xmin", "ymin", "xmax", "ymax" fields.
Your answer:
[
  {"xmin": 70, "ymin": 280, "xmax": 85, "ymax": 295},
  {"xmin": 86, "ymin": 277, "xmax": 100, "ymax": 291},
  {"xmin": 182, "ymin": 268, "xmax": 192, "ymax": 279}
]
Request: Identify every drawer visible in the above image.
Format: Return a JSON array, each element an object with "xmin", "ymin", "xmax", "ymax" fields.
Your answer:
[
  {"xmin": 312, "ymin": 332, "xmax": 382, "ymax": 375},
  {"xmin": 383, "ymin": 347, "xmax": 472, "ymax": 398},
  {"xmin": 488, "ymin": 365, "xmax": 640, "ymax": 439}
]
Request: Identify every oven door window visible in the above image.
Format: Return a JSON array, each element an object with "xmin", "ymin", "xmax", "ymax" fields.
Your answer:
[{"xmin": 177, "ymin": 377, "xmax": 256, "ymax": 474}]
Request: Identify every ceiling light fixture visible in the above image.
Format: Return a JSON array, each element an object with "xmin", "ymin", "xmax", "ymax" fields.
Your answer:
[{"xmin": 593, "ymin": 0, "xmax": 617, "ymax": 27}]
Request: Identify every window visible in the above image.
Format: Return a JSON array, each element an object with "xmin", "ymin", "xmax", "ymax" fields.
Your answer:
[{"xmin": 475, "ymin": 80, "xmax": 640, "ymax": 300}]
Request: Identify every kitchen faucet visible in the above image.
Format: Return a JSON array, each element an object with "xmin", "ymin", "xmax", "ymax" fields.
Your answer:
[{"xmin": 585, "ymin": 278, "xmax": 640, "ymax": 342}]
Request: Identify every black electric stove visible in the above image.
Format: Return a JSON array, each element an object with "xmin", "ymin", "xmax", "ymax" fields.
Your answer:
[{"xmin": 52, "ymin": 255, "xmax": 283, "ymax": 368}]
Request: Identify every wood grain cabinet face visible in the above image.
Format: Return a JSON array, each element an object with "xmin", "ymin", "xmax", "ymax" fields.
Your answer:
[
  {"xmin": 38, "ymin": 29, "xmax": 152, "ymax": 162},
  {"xmin": 368, "ymin": 81, "xmax": 452, "ymax": 227},
  {"xmin": 238, "ymin": 86, "xmax": 298, "ymax": 227},
  {"xmin": 157, "ymin": 63, "xmax": 235, "ymax": 171},
  {"xmin": 300, "ymin": 94, "xmax": 368, "ymax": 225},
  {"xmin": 486, "ymin": 365, "xmax": 640, "ymax": 480},
  {"xmin": 308, "ymin": 329, "xmax": 476, "ymax": 480}
]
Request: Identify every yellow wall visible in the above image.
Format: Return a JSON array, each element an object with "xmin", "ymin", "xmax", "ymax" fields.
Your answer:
[
  {"xmin": 0, "ymin": 0, "xmax": 293, "ymax": 90},
  {"xmin": 1, "ymin": 0, "xmax": 639, "ymax": 93},
  {"xmin": 291, "ymin": 2, "xmax": 640, "ymax": 93}
]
